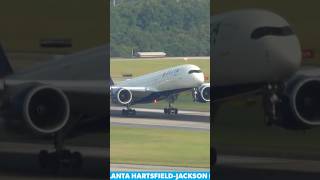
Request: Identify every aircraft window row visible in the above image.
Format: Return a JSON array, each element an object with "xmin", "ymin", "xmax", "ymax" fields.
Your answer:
[
  {"xmin": 251, "ymin": 26, "xmax": 294, "ymax": 39},
  {"xmin": 188, "ymin": 70, "xmax": 202, "ymax": 74}
]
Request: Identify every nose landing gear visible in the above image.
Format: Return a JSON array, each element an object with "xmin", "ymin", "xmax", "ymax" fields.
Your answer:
[
  {"xmin": 164, "ymin": 94, "xmax": 179, "ymax": 115},
  {"xmin": 38, "ymin": 131, "xmax": 83, "ymax": 172}
]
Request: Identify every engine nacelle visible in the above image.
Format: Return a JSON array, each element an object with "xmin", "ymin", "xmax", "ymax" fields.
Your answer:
[
  {"xmin": 193, "ymin": 83, "xmax": 210, "ymax": 103},
  {"xmin": 111, "ymin": 88, "xmax": 133, "ymax": 105},
  {"xmin": 288, "ymin": 78, "xmax": 320, "ymax": 127},
  {"xmin": 264, "ymin": 78, "xmax": 320, "ymax": 130},
  {"xmin": 8, "ymin": 85, "xmax": 70, "ymax": 135}
]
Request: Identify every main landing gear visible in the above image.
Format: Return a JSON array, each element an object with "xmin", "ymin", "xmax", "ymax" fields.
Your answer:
[
  {"xmin": 263, "ymin": 84, "xmax": 283, "ymax": 126},
  {"xmin": 121, "ymin": 104, "xmax": 136, "ymax": 116},
  {"xmin": 38, "ymin": 131, "xmax": 82, "ymax": 171},
  {"xmin": 164, "ymin": 94, "xmax": 178, "ymax": 115},
  {"xmin": 164, "ymin": 106, "xmax": 178, "ymax": 115}
]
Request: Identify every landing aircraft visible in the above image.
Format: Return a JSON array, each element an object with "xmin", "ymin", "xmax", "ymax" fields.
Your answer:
[
  {"xmin": 212, "ymin": 9, "xmax": 320, "ymax": 164},
  {"xmin": 0, "ymin": 45, "xmax": 108, "ymax": 169},
  {"xmin": 110, "ymin": 64, "xmax": 210, "ymax": 115}
]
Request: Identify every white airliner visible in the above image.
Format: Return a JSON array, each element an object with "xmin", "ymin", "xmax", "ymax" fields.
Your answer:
[
  {"xmin": 211, "ymin": 9, "xmax": 320, "ymax": 164},
  {"xmin": 110, "ymin": 64, "xmax": 210, "ymax": 115}
]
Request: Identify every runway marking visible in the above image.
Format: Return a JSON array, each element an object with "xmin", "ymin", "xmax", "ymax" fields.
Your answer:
[{"xmin": 110, "ymin": 163, "xmax": 209, "ymax": 171}]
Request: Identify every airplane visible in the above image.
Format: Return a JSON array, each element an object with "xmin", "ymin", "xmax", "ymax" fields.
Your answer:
[
  {"xmin": 110, "ymin": 64, "xmax": 210, "ymax": 115},
  {"xmin": 212, "ymin": 9, "xmax": 320, "ymax": 164},
  {"xmin": 0, "ymin": 45, "xmax": 108, "ymax": 170}
]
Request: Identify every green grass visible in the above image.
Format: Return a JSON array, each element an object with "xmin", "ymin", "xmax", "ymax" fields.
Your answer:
[
  {"xmin": 110, "ymin": 126, "xmax": 210, "ymax": 168},
  {"xmin": 111, "ymin": 58, "xmax": 210, "ymax": 112}
]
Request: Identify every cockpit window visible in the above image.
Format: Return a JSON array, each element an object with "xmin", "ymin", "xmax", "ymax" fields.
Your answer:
[
  {"xmin": 251, "ymin": 26, "xmax": 294, "ymax": 39},
  {"xmin": 188, "ymin": 70, "xmax": 202, "ymax": 74}
]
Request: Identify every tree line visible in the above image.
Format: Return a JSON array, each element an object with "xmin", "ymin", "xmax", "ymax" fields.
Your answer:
[{"xmin": 110, "ymin": 0, "xmax": 210, "ymax": 57}]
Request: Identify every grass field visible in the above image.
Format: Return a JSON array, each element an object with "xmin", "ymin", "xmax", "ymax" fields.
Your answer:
[
  {"xmin": 110, "ymin": 126, "xmax": 210, "ymax": 168},
  {"xmin": 111, "ymin": 58, "xmax": 210, "ymax": 112}
]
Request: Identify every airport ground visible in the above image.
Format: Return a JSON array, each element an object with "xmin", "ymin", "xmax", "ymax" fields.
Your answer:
[
  {"xmin": 3, "ymin": 108, "xmax": 320, "ymax": 179},
  {"xmin": 110, "ymin": 107, "xmax": 210, "ymax": 168},
  {"xmin": 111, "ymin": 57, "xmax": 320, "ymax": 161}
]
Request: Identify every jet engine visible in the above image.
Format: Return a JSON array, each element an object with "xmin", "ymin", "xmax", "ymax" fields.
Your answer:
[
  {"xmin": 8, "ymin": 85, "xmax": 70, "ymax": 134},
  {"xmin": 193, "ymin": 83, "xmax": 210, "ymax": 103},
  {"xmin": 264, "ymin": 78, "xmax": 320, "ymax": 129},
  {"xmin": 111, "ymin": 88, "xmax": 133, "ymax": 105}
]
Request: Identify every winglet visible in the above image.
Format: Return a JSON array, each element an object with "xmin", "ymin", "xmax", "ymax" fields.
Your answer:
[{"xmin": 0, "ymin": 44, "xmax": 13, "ymax": 78}]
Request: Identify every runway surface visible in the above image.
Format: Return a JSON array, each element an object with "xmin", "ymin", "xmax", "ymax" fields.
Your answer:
[{"xmin": 110, "ymin": 107, "xmax": 210, "ymax": 131}]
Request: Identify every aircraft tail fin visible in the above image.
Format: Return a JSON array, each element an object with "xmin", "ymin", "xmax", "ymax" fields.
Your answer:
[{"xmin": 0, "ymin": 45, "xmax": 13, "ymax": 78}]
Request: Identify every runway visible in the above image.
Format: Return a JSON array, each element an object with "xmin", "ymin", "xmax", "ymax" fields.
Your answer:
[{"xmin": 110, "ymin": 107, "xmax": 210, "ymax": 131}]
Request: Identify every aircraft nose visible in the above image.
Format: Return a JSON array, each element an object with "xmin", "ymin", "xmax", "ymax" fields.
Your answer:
[
  {"xmin": 268, "ymin": 36, "xmax": 301, "ymax": 80},
  {"xmin": 192, "ymin": 72, "xmax": 205, "ymax": 84}
]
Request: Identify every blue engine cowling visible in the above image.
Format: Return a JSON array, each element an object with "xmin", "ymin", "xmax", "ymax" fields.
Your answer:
[
  {"xmin": 111, "ymin": 88, "xmax": 133, "ymax": 105},
  {"xmin": 193, "ymin": 83, "xmax": 210, "ymax": 103}
]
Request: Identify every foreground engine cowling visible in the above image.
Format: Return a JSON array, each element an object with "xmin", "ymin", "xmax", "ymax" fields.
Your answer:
[
  {"xmin": 266, "ymin": 78, "xmax": 320, "ymax": 129},
  {"xmin": 194, "ymin": 83, "xmax": 210, "ymax": 103},
  {"xmin": 111, "ymin": 88, "xmax": 133, "ymax": 105},
  {"xmin": 10, "ymin": 85, "xmax": 70, "ymax": 134},
  {"xmin": 288, "ymin": 79, "xmax": 320, "ymax": 127}
]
